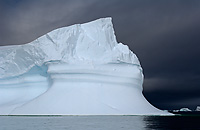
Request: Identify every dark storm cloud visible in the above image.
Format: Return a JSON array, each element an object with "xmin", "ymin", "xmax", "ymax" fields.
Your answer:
[
  {"xmin": 0, "ymin": 0, "xmax": 200, "ymax": 109},
  {"xmin": 0, "ymin": 0, "xmax": 98, "ymax": 45}
]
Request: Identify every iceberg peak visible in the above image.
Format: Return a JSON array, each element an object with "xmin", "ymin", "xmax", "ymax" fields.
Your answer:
[{"xmin": 0, "ymin": 17, "xmax": 139, "ymax": 78}]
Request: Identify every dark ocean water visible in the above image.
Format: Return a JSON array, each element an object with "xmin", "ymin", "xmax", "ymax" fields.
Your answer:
[{"xmin": 0, "ymin": 115, "xmax": 200, "ymax": 130}]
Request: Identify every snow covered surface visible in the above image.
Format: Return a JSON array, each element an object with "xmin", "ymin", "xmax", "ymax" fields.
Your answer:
[{"xmin": 0, "ymin": 18, "xmax": 170, "ymax": 115}]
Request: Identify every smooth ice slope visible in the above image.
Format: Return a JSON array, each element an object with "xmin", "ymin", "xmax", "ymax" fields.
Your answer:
[{"xmin": 0, "ymin": 18, "xmax": 169, "ymax": 115}]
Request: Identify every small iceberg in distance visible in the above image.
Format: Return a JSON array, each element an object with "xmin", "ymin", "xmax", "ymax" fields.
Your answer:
[
  {"xmin": 180, "ymin": 108, "xmax": 192, "ymax": 112},
  {"xmin": 196, "ymin": 106, "xmax": 200, "ymax": 111},
  {"xmin": 0, "ymin": 17, "xmax": 170, "ymax": 115},
  {"xmin": 168, "ymin": 106, "xmax": 200, "ymax": 116}
]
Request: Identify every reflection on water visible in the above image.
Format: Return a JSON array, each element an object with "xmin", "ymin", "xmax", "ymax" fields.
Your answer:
[
  {"xmin": 0, "ymin": 116, "xmax": 145, "ymax": 130},
  {"xmin": 143, "ymin": 116, "xmax": 200, "ymax": 130},
  {"xmin": 0, "ymin": 115, "xmax": 200, "ymax": 130}
]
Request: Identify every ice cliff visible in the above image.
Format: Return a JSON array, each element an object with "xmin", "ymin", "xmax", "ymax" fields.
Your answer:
[{"xmin": 0, "ymin": 18, "xmax": 169, "ymax": 115}]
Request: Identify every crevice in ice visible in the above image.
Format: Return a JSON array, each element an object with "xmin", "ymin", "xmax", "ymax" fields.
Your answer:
[
  {"xmin": 0, "ymin": 67, "xmax": 5, "ymax": 70},
  {"xmin": 46, "ymin": 34, "xmax": 57, "ymax": 46},
  {"xmin": 100, "ymin": 101, "xmax": 121, "ymax": 113}
]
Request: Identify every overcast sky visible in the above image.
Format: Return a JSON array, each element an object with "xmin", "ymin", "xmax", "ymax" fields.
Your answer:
[{"xmin": 1, "ymin": 0, "xmax": 200, "ymax": 110}]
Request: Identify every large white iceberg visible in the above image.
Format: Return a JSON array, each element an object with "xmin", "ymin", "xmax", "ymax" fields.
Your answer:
[{"xmin": 0, "ymin": 18, "xmax": 169, "ymax": 115}]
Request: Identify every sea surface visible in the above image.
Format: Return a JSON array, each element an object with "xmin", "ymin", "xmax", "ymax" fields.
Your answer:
[{"xmin": 0, "ymin": 115, "xmax": 200, "ymax": 130}]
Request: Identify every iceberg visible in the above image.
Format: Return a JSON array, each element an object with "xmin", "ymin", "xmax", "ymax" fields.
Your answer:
[
  {"xmin": 196, "ymin": 106, "xmax": 200, "ymax": 111},
  {"xmin": 0, "ymin": 18, "xmax": 169, "ymax": 115},
  {"xmin": 179, "ymin": 108, "xmax": 192, "ymax": 112}
]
